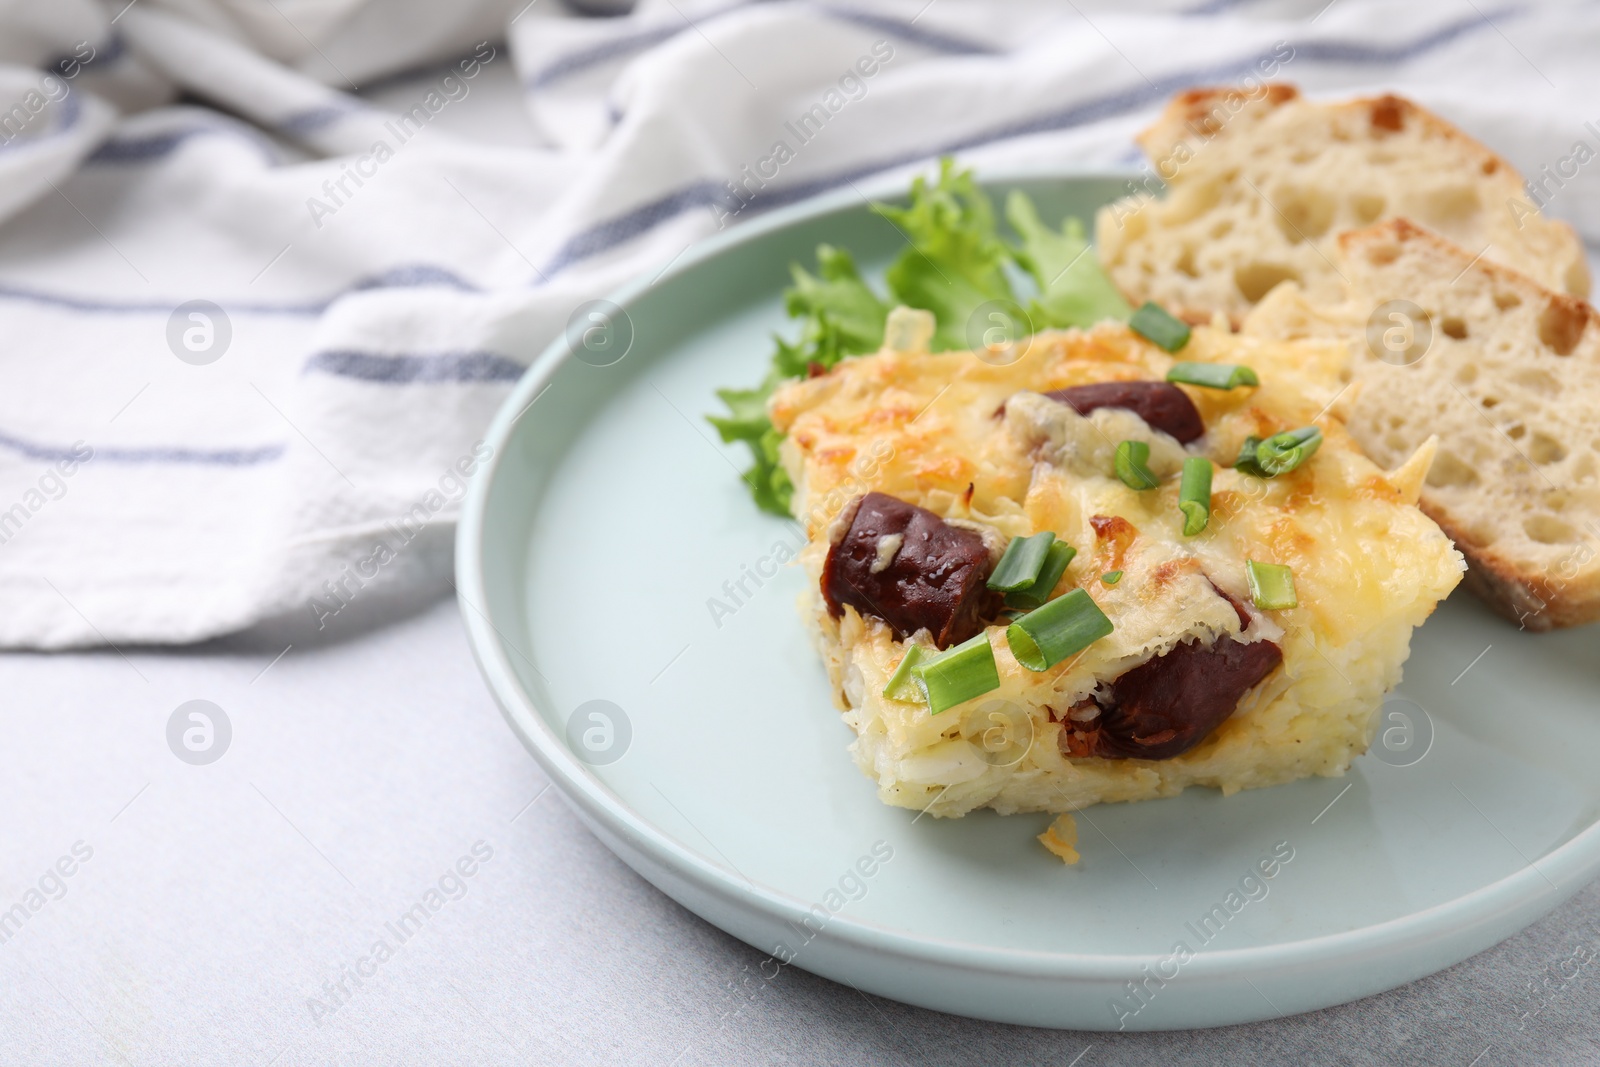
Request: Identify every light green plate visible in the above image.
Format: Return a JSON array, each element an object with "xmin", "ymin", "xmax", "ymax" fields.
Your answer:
[{"xmin": 457, "ymin": 167, "xmax": 1600, "ymax": 1030}]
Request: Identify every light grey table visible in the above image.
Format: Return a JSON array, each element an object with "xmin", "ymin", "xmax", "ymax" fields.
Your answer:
[
  {"xmin": 2, "ymin": 595, "xmax": 1597, "ymax": 1066},
  {"xmin": 6, "ymin": 27, "xmax": 1600, "ymax": 1063}
]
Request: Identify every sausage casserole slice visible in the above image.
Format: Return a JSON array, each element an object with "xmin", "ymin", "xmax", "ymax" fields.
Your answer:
[{"xmin": 769, "ymin": 309, "xmax": 1462, "ymax": 826}]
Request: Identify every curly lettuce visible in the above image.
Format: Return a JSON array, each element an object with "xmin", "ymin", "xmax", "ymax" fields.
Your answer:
[
  {"xmin": 708, "ymin": 246, "xmax": 888, "ymax": 514},
  {"xmin": 875, "ymin": 159, "xmax": 1018, "ymax": 352},
  {"xmin": 708, "ymin": 160, "xmax": 1128, "ymax": 516},
  {"xmin": 1006, "ymin": 190, "xmax": 1133, "ymax": 329}
]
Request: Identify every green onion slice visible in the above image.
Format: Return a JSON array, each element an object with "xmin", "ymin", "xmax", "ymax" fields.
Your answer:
[
  {"xmin": 882, "ymin": 644, "xmax": 928, "ymax": 701},
  {"xmin": 1255, "ymin": 426, "xmax": 1323, "ymax": 476},
  {"xmin": 911, "ymin": 633, "xmax": 1000, "ymax": 714},
  {"xmin": 1006, "ymin": 588, "xmax": 1115, "ymax": 672},
  {"xmin": 1114, "ymin": 440, "xmax": 1160, "ymax": 490},
  {"xmin": 1234, "ymin": 435, "xmax": 1268, "ymax": 477},
  {"xmin": 1246, "ymin": 560, "xmax": 1298, "ymax": 610},
  {"xmin": 1100, "ymin": 570, "xmax": 1123, "ymax": 585},
  {"xmin": 1179, "ymin": 456, "xmax": 1213, "ymax": 537},
  {"xmin": 1004, "ymin": 540, "xmax": 1077, "ymax": 610},
  {"xmin": 1166, "ymin": 361, "xmax": 1259, "ymax": 389},
  {"xmin": 988, "ymin": 532, "xmax": 1057, "ymax": 592},
  {"xmin": 1128, "ymin": 301, "xmax": 1192, "ymax": 353}
]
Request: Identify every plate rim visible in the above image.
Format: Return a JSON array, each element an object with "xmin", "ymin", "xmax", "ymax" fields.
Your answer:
[{"xmin": 456, "ymin": 164, "xmax": 1600, "ymax": 985}]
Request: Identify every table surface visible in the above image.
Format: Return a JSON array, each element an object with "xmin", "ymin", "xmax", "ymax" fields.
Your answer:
[
  {"xmin": 5, "ymin": 36, "xmax": 1600, "ymax": 1065},
  {"xmin": 1, "ymin": 595, "xmax": 1598, "ymax": 1067}
]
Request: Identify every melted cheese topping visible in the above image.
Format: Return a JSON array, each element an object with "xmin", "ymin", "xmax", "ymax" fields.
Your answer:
[{"xmin": 770, "ymin": 323, "xmax": 1464, "ymax": 817}]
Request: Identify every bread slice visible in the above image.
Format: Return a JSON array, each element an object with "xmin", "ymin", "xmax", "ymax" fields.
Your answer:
[
  {"xmin": 1095, "ymin": 85, "xmax": 1590, "ymax": 323},
  {"xmin": 1244, "ymin": 218, "xmax": 1600, "ymax": 630}
]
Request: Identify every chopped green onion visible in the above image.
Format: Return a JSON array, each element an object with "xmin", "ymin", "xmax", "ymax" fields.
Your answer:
[
  {"xmin": 1255, "ymin": 426, "xmax": 1323, "ymax": 476},
  {"xmin": 1235, "ymin": 427, "xmax": 1322, "ymax": 478},
  {"xmin": 988, "ymin": 532, "xmax": 1057, "ymax": 592},
  {"xmin": 1234, "ymin": 435, "xmax": 1268, "ymax": 478},
  {"xmin": 1004, "ymin": 541, "xmax": 1077, "ymax": 610},
  {"xmin": 1114, "ymin": 440, "xmax": 1160, "ymax": 490},
  {"xmin": 1100, "ymin": 570, "xmax": 1123, "ymax": 585},
  {"xmin": 1179, "ymin": 456, "xmax": 1213, "ymax": 537},
  {"xmin": 1006, "ymin": 588, "xmax": 1115, "ymax": 672},
  {"xmin": 1246, "ymin": 560, "xmax": 1298, "ymax": 610},
  {"xmin": 911, "ymin": 633, "xmax": 1000, "ymax": 714},
  {"xmin": 1166, "ymin": 361, "xmax": 1259, "ymax": 389},
  {"xmin": 882, "ymin": 645, "xmax": 928, "ymax": 701},
  {"xmin": 1128, "ymin": 301, "xmax": 1192, "ymax": 353}
]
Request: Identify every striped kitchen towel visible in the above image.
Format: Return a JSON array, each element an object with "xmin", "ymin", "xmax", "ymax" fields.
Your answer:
[{"xmin": 0, "ymin": 0, "xmax": 1594, "ymax": 646}]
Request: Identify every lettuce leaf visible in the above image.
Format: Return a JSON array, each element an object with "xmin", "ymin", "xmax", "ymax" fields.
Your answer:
[
  {"xmin": 875, "ymin": 159, "xmax": 1019, "ymax": 352},
  {"xmin": 1005, "ymin": 190, "xmax": 1132, "ymax": 329},
  {"xmin": 707, "ymin": 245, "xmax": 889, "ymax": 515},
  {"xmin": 709, "ymin": 160, "xmax": 1133, "ymax": 516},
  {"xmin": 785, "ymin": 245, "xmax": 891, "ymax": 358}
]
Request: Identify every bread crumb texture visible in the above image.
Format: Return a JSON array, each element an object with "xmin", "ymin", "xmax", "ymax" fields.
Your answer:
[
  {"xmin": 1244, "ymin": 219, "xmax": 1600, "ymax": 629},
  {"xmin": 1095, "ymin": 85, "xmax": 1590, "ymax": 322}
]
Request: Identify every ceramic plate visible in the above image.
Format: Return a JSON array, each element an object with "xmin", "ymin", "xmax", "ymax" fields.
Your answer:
[{"xmin": 456, "ymin": 168, "xmax": 1600, "ymax": 1030}]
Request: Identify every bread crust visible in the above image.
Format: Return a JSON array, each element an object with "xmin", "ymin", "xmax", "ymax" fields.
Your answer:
[
  {"xmin": 1113, "ymin": 85, "xmax": 1600, "ymax": 630},
  {"xmin": 1448, "ymin": 520, "xmax": 1600, "ymax": 631},
  {"xmin": 1098, "ymin": 84, "xmax": 1591, "ymax": 324},
  {"xmin": 1140, "ymin": 84, "xmax": 1301, "ymax": 150},
  {"xmin": 1269, "ymin": 218, "xmax": 1600, "ymax": 630},
  {"xmin": 1337, "ymin": 217, "xmax": 1600, "ymax": 345}
]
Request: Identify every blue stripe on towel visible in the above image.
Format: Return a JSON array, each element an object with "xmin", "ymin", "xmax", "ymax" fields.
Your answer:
[
  {"xmin": 525, "ymin": 24, "xmax": 684, "ymax": 89},
  {"xmin": 0, "ymin": 92, "xmax": 83, "ymax": 158},
  {"xmin": 0, "ymin": 8, "xmax": 1515, "ymax": 329},
  {"xmin": 538, "ymin": 9, "xmax": 1509, "ymax": 276},
  {"xmin": 278, "ymin": 105, "xmax": 359, "ymax": 135},
  {"xmin": 1183, "ymin": 0, "xmax": 1258, "ymax": 14},
  {"xmin": 0, "ymin": 429, "xmax": 286, "ymax": 466},
  {"xmin": 42, "ymin": 34, "xmax": 126, "ymax": 79},
  {"xmin": 540, "ymin": 179, "xmax": 727, "ymax": 275},
  {"xmin": 815, "ymin": 7, "xmax": 997, "ymax": 55},
  {"xmin": 88, "ymin": 130, "xmax": 201, "ymax": 164},
  {"xmin": 0, "ymin": 350, "xmax": 524, "ymax": 472},
  {"xmin": 304, "ymin": 349, "xmax": 525, "ymax": 383},
  {"xmin": 0, "ymin": 265, "xmax": 482, "ymax": 316},
  {"xmin": 87, "ymin": 120, "xmax": 281, "ymax": 166},
  {"xmin": 523, "ymin": 0, "xmax": 994, "ymax": 90}
]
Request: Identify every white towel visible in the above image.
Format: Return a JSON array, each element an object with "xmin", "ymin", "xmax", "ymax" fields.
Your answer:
[{"xmin": 1, "ymin": 0, "xmax": 1596, "ymax": 647}]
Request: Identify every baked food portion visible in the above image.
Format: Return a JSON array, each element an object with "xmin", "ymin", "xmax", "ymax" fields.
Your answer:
[
  {"xmin": 769, "ymin": 313, "xmax": 1463, "ymax": 819},
  {"xmin": 1094, "ymin": 85, "xmax": 1590, "ymax": 323},
  {"xmin": 1244, "ymin": 219, "xmax": 1600, "ymax": 630},
  {"xmin": 822, "ymin": 490, "xmax": 1001, "ymax": 649}
]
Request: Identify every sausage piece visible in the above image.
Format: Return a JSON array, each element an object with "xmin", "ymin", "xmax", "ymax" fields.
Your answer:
[
  {"xmin": 1074, "ymin": 636, "xmax": 1283, "ymax": 760},
  {"xmin": 1043, "ymin": 381, "xmax": 1205, "ymax": 444},
  {"xmin": 822, "ymin": 492, "xmax": 999, "ymax": 649}
]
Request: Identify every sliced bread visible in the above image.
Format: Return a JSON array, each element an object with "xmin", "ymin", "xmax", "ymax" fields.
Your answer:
[
  {"xmin": 1095, "ymin": 85, "xmax": 1591, "ymax": 323},
  {"xmin": 1244, "ymin": 218, "xmax": 1600, "ymax": 630}
]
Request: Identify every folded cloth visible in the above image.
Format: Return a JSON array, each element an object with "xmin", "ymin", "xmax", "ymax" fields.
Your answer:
[{"xmin": 0, "ymin": 0, "xmax": 1595, "ymax": 647}]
